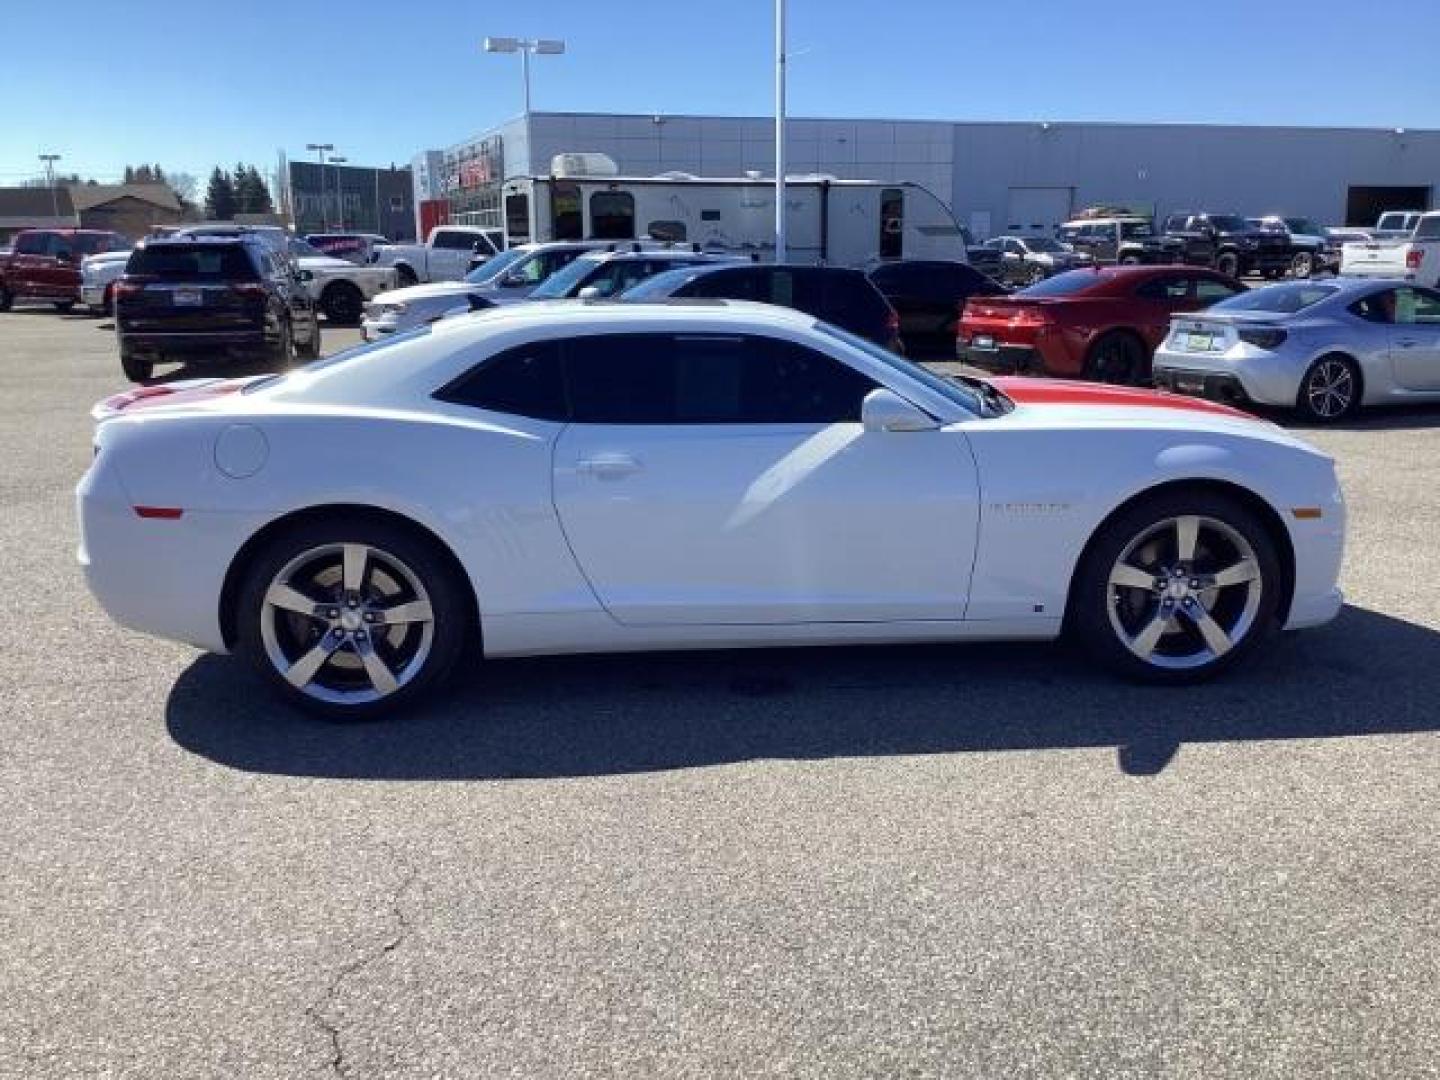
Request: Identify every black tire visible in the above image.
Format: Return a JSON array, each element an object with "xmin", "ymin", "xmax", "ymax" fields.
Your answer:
[
  {"xmin": 1290, "ymin": 252, "xmax": 1314, "ymax": 278},
  {"xmin": 1296, "ymin": 354, "xmax": 1361, "ymax": 423},
  {"xmin": 1119, "ymin": 254, "xmax": 1141, "ymax": 266},
  {"xmin": 1069, "ymin": 489, "xmax": 1282, "ymax": 684},
  {"xmin": 395, "ymin": 265, "xmax": 418, "ymax": 287},
  {"xmin": 0, "ymin": 284, "xmax": 12, "ymax": 312},
  {"xmin": 54, "ymin": 300, "xmax": 76, "ymax": 313},
  {"xmin": 121, "ymin": 353, "xmax": 153, "ymax": 383},
  {"xmin": 268, "ymin": 317, "xmax": 294, "ymax": 369},
  {"xmin": 1214, "ymin": 252, "xmax": 1240, "ymax": 278},
  {"xmin": 320, "ymin": 281, "xmax": 364, "ymax": 325},
  {"xmin": 1025, "ymin": 263, "xmax": 1047, "ymax": 286},
  {"xmin": 294, "ymin": 318, "xmax": 322, "ymax": 360},
  {"xmin": 234, "ymin": 517, "xmax": 472, "ymax": 720},
  {"xmin": 1083, "ymin": 330, "xmax": 1147, "ymax": 386}
]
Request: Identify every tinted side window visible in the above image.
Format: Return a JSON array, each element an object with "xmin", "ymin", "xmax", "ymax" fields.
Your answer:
[
  {"xmin": 430, "ymin": 231, "xmax": 466, "ymax": 250},
  {"xmin": 14, "ymin": 232, "xmax": 47, "ymax": 255},
  {"xmin": 1134, "ymin": 275, "xmax": 1190, "ymax": 301},
  {"xmin": 564, "ymin": 334, "xmax": 878, "ymax": 425},
  {"xmin": 1194, "ymin": 278, "xmax": 1241, "ymax": 303},
  {"xmin": 1350, "ymin": 291, "xmax": 1396, "ymax": 324},
  {"xmin": 682, "ymin": 267, "xmax": 763, "ymax": 300},
  {"xmin": 821, "ymin": 272, "xmax": 888, "ymax": 325},
  {"xmin": 435, "ymin": 340, "xmax": 566, "ymax": 420},
  {"xmin": 590, "ymin": 192, "xmax": 635, "ymax": 240}
]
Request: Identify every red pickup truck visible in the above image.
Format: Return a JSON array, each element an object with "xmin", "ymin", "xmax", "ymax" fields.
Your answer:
[{"xmin": 0, "ymin": 228, "xmax": 128, "ymax": 312}]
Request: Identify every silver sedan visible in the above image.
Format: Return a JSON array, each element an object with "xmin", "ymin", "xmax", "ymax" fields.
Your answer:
[{"xmin": 1152, "ymin": 277, "xmax": 1440, "ymax": 422}]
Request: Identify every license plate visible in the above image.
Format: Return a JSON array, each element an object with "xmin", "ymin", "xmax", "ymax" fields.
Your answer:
[
  {"xmin": 1184, "ymin": 332, "xmax": 1216, "ymax": 351},
  {"xmin": 1175, "ymin": 375, "xmax": 1207, "ymax": 394},
  {"xmin": 972, "ymin": 334, "xmax": 995, "ymax": 349},
  {"xmin": 172, "ymin": 288, "xmax": 203, "ymax": 307}
]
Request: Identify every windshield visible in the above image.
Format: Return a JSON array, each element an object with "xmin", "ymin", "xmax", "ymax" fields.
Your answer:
[
  {"xmin": 463, "ymin": 247, "xmax": 528, "ymax": 284},
  {"xmin": 1211, "ymin": 283, "xmax": 1338, "ymax": 314},
  {"xmin": 1119, "ymin": 222, "xmax": 1154, "ymax": 238},
  {"xmin": 529, "ymin": 256, "xmax": 601, "ymax": 299},
  {"xmin": 1209, "ymin": 215, "xmax": 1248, "ymax": 232},
  {"xmin": 816, "ymin": 323, "xmax": 998, "ymax": 418},
  {"xmin": 1017, "ymin": 268, "xmax": 1103, "ymax": 297},
  {"xmin": 1024, "ymin": 238, "xmax": 1065, "ymax": 253},
  {"xmin": 617, "ymin": 267, "xmax": 704, "ymax": 299},
  {"xmin": 1284, "ymin": 218, "xmax": 1321, "ymax": 235}
]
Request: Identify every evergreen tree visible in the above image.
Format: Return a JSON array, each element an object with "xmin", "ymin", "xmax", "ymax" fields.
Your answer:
[
  {"xmin": 233, "ymin": 164, "xmax": 274, "ymax": 215},
  {"xmin": 204, "ymin": 167, "xmax": 237, "ymax": 219}
]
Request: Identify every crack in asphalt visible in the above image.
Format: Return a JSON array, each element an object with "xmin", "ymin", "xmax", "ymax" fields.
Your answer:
[{"xmin": 305, "ymin": 843, "xmax": 418, "ymax": 1079}]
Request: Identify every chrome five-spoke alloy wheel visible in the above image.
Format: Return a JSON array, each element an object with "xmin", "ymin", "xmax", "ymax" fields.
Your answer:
[
  {"xmin": 1106, "ymin": 514, "xmax": 1264, "ymax": 671},
  {"xmin": 259, "ymin": 542, "xmax": 435, "ymax": 705}
]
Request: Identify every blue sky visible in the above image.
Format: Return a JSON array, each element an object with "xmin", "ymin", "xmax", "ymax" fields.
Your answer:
[{"xmin": 3, "ymin": 0, "xmax": 1438, "ymax": 188}]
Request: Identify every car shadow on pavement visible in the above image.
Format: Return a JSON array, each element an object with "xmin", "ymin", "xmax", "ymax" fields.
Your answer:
[{"xmin": 167, "ymin": 604, "xmax": 1439, "ymax": 781}]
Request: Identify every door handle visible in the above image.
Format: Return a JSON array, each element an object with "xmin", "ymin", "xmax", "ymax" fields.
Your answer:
[{"xmin": 576, "ymin": 453, "xmax": 641, "ymax": 479}]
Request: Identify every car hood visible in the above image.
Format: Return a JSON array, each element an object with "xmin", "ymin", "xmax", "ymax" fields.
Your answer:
[
  {"xmin": 372, "ymin": 281, "xmax": 477, "ymax": 305},
  {"xmin": 297, "ymin": 255, "xmax": 365, "ymax": 272},
  {"xmin": 987, "ymin": 377, "xmax": 1318, "ymax": 448}
]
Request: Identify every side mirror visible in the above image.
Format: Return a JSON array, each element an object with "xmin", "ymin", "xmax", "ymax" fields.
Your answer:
[
  {"xmin": 576, "ymin": 285, "xmax": 602, "ymax": 300},
  {"xmin": 861, "ymin": 388, "xmax": 937, "ymax": 433}
]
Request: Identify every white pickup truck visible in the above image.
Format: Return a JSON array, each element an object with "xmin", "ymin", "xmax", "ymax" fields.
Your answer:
[
  {"xmin": 1341, "ymin": 211, "xmax": 1440, "ymax": 287},
  {"xmin": 373, "ymin": 226, "xmax": 505, "ymax": 286}
]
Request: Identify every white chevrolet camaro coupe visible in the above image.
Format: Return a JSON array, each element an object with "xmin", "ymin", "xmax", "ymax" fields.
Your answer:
[{"xmin": 78, "ymin": 302, "xmax": 1346, "ymax": 718}]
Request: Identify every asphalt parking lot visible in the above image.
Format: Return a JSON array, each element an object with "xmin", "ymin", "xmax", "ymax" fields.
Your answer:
[{"xmin": 3, "ymin": 305, "xmax": 1438, "ymax": 1079}]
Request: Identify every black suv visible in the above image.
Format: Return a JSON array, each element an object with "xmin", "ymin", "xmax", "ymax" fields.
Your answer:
[
  {"xmin": 1057, "ymin": 216, "xmax": 1198, "ymax": 265},
  {"xmin": 115, "ymin": 235, "xmax": 321, "ymax": 382},
  {"xmin": 1160, "ymin": 212, "xmax": 1289, "ymax": 279},
  {"xmin": 620, "ymin": 263, "xmax": 903, "ymax": 352},
  {"xmin": 866, "ymin": 259, "xmax": 1007, "ymax": 355}
]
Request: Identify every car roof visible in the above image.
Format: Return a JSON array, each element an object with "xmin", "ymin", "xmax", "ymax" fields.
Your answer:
[
  {"xmin": 139, "ymin": 234, "xmax": 258, "ymax": 248},
  {"xmin": 431, "ymin": 297, "xmax": 817, "ymax": 337}
]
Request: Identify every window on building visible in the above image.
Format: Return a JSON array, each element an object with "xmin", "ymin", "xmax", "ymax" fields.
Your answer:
[{"xmin": 590, "ymin": 191, "xmax": 636, "ymax": 240}]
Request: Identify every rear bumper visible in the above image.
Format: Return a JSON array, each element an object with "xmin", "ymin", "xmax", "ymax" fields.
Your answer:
[
  {"xmin": 957, "ymin": 341, "xmax": 1043, "ymax": 374},
  {"xmin": 1151, "ymin": 367, "xmax": 1255, "ymax": 406},
  {"xmin": 119, "ymin": 329, "xmax": 269, "ymax": 357}
]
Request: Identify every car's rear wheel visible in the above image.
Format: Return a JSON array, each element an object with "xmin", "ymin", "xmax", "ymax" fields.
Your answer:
[
  {"xmin": 1071, "ymin": 491, "xmax": 1281, "ymax": 683},
  {"xmin": 320, "ymin": 281, "xmax": 363, "ymax": 325},
  {"xmin": 235, "ymin": 519, "xmax": 471, "ymax": 719},
  {"xmin": 1296, "ymin": 354, "xmax": 1360, "ymax": 423},
  {"xmin": 395, "ymin": 265, "xmax": 418, "ymax": 287},
  {"xmin": 120, "ymin": 352, "xmax": 153, "ymax": 383},
  {"xmin": 1290, "ymin": 252, "xmax": 1314, "ymax": 278},
  {"xmin": 0, "ymin": 285, "xmax": 11, "ymax": 311},
  {"xmin": 1215, "ymin": 252, "xmax": 1240, "ymax": 278},
  {"xmin": 1084, "ymin": 330, "xmax": 1146, "ymax": 385}
]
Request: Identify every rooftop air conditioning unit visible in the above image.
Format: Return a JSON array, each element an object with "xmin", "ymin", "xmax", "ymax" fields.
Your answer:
[{"xmin": 550, "ymin": 152, "xmax": 620, "ymax": 178}]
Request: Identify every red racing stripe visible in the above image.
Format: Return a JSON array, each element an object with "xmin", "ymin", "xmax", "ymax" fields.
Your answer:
[{"xmin": 990, "ymin": 377, "xmax": 1255, "ymax": 419}]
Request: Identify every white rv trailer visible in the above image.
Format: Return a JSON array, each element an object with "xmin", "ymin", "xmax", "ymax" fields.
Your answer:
[{"xmin": 485, "ymin": 154, "xmax": 966, "ymax": 265}]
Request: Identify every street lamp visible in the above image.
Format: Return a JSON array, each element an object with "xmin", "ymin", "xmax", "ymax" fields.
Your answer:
[
  {"xmin": 774, "ymin": 0, "xmax": 787, "ymax": 261},
  {"xmin": 39, "ymin": 153, "xmax": 62, "ymax": 220},
  {"xmin": 306, "ymin": 142, "xmax": 334, "ymax": 229},
  {"xmin": 329, "ymin": 156, "xmax": 348, "ymax": 229},
  {"xmin": 483, "ymin": 37, "xmax": 565, "ymax": 117}
]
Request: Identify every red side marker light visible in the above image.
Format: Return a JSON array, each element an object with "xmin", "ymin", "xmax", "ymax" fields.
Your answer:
[{"xmin": 134, "ymin": 506, "xmax": 184, "ymax": 519}]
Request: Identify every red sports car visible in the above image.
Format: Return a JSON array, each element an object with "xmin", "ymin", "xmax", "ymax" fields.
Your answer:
[{"xmin": 957, "ymin": 265, "xmax": 1244, "ymax": 384}]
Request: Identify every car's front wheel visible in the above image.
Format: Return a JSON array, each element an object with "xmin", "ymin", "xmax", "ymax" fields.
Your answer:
[
  {"xmin": 1215, "ymin": 252, "xmax": 1240, "ymax": 278},
  {"xmin": 120, "ymin": 352, "xmax": 153, "ymax": 383},
  {"xmin": 235, "ymin": 518, "xmax": 471, "ymax": 719},
  {"xmin": 1071, "ymin": 491, "xmax": 1282, "ymax": 683},
  {"xmin": 1290, "ymin": 252, "xmax": 1314, "ymax": 278},
  {"xmin": 320, "ymin": 282, "xmax": 364, "ymax": 325}
]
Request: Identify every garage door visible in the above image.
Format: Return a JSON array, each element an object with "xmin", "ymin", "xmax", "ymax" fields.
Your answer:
[{"xmin": 1007, "ymin": 187, "xmax": 1074, "ymax": 236}]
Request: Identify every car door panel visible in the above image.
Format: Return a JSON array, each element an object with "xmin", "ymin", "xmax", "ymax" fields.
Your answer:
[
  {"xmin": 553, "ymin": 423, "xmax": 978, "ymax": 625},
  {"xmin": 1390, "ymin": 289, "xmax": 1440, "ymax": 391}
]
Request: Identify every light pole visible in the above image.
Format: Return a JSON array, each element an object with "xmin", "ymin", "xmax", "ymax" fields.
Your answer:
[
  {"xmin": 39, "ymin": 153, "xmax": 62, "ymax": 220},
  {"xmin": 306, "ymin": 142, "xmax": 334, "ymax": 229},
  {"xmin": 483, "ymin": 37, "xmax": 565, "ymax": 118},
  {"xmin": 329, "ymin": 156, "xmax": 348, "ymax": 230},
  {"xmin": 774, "ymin": 0, "xmax": 787, "ymax": 262}
]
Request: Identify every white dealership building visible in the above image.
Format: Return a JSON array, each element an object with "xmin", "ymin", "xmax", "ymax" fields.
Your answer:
[{"xmin": 412, "ymin": 111, "xmax": 1440, "ymax": 242}]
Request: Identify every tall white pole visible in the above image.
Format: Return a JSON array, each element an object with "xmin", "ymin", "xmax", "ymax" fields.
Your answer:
[
  {"xmin": 774, "ymin": 0, "xmax": 787, "ymax": 262},
  {"xmin": 521, "ymin": 45, "xmax": 532, "ymax": 117}
]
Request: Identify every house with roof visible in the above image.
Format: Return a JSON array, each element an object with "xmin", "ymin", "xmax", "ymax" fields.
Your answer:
[
  {"xmin": 68, "ymin": 184, "xmax": 184, "ymax": 238},
  {"xmin": 0, "ymin": 187, "xmax": 78, "ymax": 243}
]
